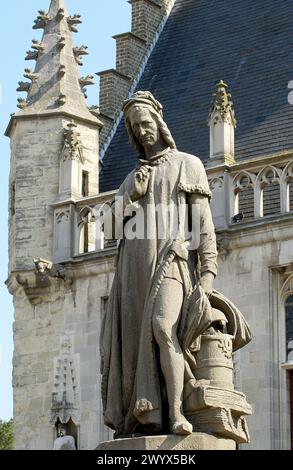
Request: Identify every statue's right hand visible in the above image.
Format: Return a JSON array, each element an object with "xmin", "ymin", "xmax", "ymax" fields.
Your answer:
[{"xmin": 131, "ymin": 166, "xmax": 151, "ymax": 202}]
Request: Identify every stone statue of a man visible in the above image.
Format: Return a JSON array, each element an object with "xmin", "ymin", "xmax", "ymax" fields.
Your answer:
[{"xmin": 101, "ymin": 91, "xmax": 226, "ymax": 439}]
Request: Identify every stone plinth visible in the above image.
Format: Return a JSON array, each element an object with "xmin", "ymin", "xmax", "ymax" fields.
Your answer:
[{"xmin": 96, "ymin": 433, "xmax": 236, "ymax": 450}]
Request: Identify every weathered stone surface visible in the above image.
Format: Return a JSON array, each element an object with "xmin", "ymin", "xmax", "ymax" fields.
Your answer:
[{"xmin": 96, "ymin": 433, "xmax": 236, "ymax": 451}]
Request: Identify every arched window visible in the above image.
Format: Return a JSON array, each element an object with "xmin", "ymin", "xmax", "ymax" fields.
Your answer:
[
  {"xmin": 233, "ymin": 172, "xmax": 255, "ymax": 222},
  {"xmin": 237, "ymin": 176, "xmax": 254, "ymax": 221},
  {"xmin": 258, "ymin": 168, "xmax": 281, "ymax": 217},
  {"xmin": 78, "ymin": 207, "xmax": 98, "ymax": 254}
]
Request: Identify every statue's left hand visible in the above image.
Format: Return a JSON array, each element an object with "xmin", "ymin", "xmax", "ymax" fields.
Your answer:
[{"xmin": 200, "ymin": 272, "xmax": 214, "ymax": 297}]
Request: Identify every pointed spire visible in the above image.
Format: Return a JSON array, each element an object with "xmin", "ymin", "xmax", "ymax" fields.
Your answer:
[
  {"xmin": 14, "ymin": 0, "xmax": 100, "ymax": 126},
  {"xmin": 208, "ymin": 81, "xmax": 237, "ymax": 166},
  {"xmin": 48, "ymin": 0, "xmax": 68, "ymax": 17},
  {"xmin": 208, "ymin": 80, "xmax": 236, "ymax": 127}
]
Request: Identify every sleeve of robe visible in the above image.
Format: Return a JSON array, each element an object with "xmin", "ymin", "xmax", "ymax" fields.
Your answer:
[{"xmin": 178, "ymin": 153, "xmax": 218, "ymax": 278}]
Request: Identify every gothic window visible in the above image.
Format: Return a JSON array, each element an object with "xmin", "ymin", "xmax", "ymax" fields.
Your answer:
[
  {"xmin": 238, "ymin": 176, "xmax": 254, "ymax": 221},
  {"xmin": 258, "ymin": 168, "xmax": 281, "ymax": 217},
  {"xmin": 233, "ymin": 172, "xmax": 255, "ymax": 222},
  {"xmin": 78, "ymin": 207, "xmax": 97, "ymax": 254},
  {"xmin": 283, "ymin": 162, "xmax": 293, "ymax": 212}
]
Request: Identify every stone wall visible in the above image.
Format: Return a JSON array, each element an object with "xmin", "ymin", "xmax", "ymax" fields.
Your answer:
[
  {"xmin": 9, "ymin": 256, "xmax": 114, "ymax": 450},
  {"xmin": 215, "ymin": 223, "xmax": 293, "ymax": 449}
]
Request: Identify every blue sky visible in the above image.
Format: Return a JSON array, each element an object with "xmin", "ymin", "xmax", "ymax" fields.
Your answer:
[{"xmin": 0, "ymin": 0, "xmax": 131, "ymax": 421}]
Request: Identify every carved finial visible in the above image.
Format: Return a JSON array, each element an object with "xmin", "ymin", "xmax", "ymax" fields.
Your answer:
[
  {"xmin": 25, "ymin": 50, "xmax": 38, "ymax": 61},
  {"xmin": 57, "ymin": 8, "xmax": 65, "ymax": 21},
  {"xmin": 57, "ymin": 94, "xmax": 67, "ymax": 106},
  {"xmin": 59, "ymin": 65, "xmax": 66, "ymax": 78},
  {"xmin": 17, "ymin": 98, "xmax": 28, "ymax": 109},
  {"xmin": 17, "ymin": 82, "xmax": 31, "ymax": 93},
  {"xmin": 67, "ymin": 14, "xmax": 82, "ymax": 33},
  {"xmin": 57, "ymin": 35, "xmax": 66, "ymax": 50},
  {"xmin": 208, "ymin": 81, "xmax": 237, "ymax": 165},
  {"xmin": 33, "ymin": 10, "xmax": 50, "ymax": 30},
  {"xmin": 24, "ymin": 68, "xmax": 38, "ymax": 81},
  {"xmin": 79, "ymin": 75, "xmax": 95, "ymax": 88},
  {"xmin": 73, "ymin": 45, "xmax": 89, "ymax": 66},
  {"xmin": 208, "ymin": 80, "xmax": 237, "ymax": 127},
  {"xmin": 31, "ymin": 39, "xmax": 45, "ymax": 52}
]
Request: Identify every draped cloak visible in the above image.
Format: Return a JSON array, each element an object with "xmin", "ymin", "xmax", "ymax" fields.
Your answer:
[{"xmin": 100, "ymin": 149, "xmax": 251, "ymax": 437}]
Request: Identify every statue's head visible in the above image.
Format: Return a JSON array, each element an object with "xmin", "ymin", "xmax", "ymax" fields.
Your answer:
[
  {"xmin": 123, "ymin": 91, "xmax": 176, "ymax": 156},
  {"xmin": 57, "ymin": 423, "xmax": 67, "ymax": 437}
]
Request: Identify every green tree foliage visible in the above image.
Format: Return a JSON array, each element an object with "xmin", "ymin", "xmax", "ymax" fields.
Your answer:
[{"xmin": 0, "ymin": 419, "xmax": 13, "ymax": 450}]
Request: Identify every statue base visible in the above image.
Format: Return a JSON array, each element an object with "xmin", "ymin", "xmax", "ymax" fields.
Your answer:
[{"xmin": 96, "ymin": 433, "xmax": 236, "ymax": 450}]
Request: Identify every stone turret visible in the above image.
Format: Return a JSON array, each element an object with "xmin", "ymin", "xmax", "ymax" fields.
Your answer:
[
  {"xmin": 208, "ymin": 80, "xmax": 237, "ymax": 167},
  {"xmin": 6, "ymin": 0, "xmax": 102, "ymax": 270}
]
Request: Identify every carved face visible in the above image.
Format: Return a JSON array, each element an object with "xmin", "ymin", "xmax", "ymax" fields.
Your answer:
[
  {"xmin": 37, "ymin": 262, "xmax": 47, "ymax": 274},
  {"xmin": 128, "ymin": 106, "xmax": 161, "ymax": 150}
]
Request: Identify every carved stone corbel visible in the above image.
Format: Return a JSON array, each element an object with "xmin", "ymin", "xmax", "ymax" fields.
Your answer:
[
  {"xmin": 67, "ymin": 15, "xmax": 82, "ymax": 33},
  {"xmin": 61, "ymin": 122, "xmax": 84, "ymax": 163},
  {"xmin": 33, "ymin": 10, "xmax": 50, "ymax": 30}
]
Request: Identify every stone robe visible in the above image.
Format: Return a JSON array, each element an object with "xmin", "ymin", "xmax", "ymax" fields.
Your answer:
[{"xmin": 100, "ymin": 148, "xmax": 218, "ymax": 437}]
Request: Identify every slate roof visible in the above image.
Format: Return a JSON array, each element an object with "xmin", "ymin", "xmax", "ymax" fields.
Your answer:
[{"xmin": 100, "ymin": 0, "xmax": 293, "ymax": 192}]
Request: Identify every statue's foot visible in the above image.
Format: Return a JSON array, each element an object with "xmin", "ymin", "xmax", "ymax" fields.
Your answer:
[{"xmin": 171, "ymin": 417, "xmax": 193, "ymax": 436}]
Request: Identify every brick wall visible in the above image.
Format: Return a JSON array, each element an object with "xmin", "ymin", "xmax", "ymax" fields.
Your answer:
[{"xmin": 98, "ymin": 0, "xmax": 174, "ymax": 151}]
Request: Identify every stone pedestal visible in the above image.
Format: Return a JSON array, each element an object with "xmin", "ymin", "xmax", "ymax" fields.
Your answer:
[{"xmin": 96, "ymin": 433, "xmax": 236, "ymax": 450}]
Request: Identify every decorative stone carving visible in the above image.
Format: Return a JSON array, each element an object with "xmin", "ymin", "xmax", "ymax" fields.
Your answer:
[
  {"xmin": 33, "ymin": 10, "xmax": 50, "ymax": 30},
  {"xmin": 79, "ymin": 75, "xmax": 95, "ymax": 88},
  {"xmin": 17, "ymin": 81, "xmax": 31, "ymax": 93},
  {"xmin": 57, "ymin": 93, "xmax": 66, "ymax": 106},
  {"xmin": 57, "ymin": 35, "xmax": 66, "ymax": 50},
  {"xmin": 280, "ymin": 271, "xmax": 293, "ymax": 303},
  {"xmin": 34, "ymin": 257, "xmax": 67, "ymax": 280},
  {"xmin": 57, "ymin": 8, "xmax": 65, "ymax": 21},
  {"xmin": 25, "ymin": 50, "xmax": 38, "ymax": 61},
  {"xmin": 209, "ymin": 176, "xmax": 224, "ymax": 191},
  {"xmin": 67, "ymin": 14, "xmax": 82, "ymax": 33},
  {"xmin": 256, "ymin": 165, "xmax": 281, "ymax": 189},
  {"xmin": 50, "ymin": 336, "xmax": 80, "ymax": 427},
  {"xmin": 208, "ymin": 80, "xmax": 237, "ymax": 126},
  {"xmin": 233, "ymin": 171, "xmax": 255, "ymax": 194},
  {"xmin": 59, "ymin": 65, "xmax": 66, "ymax": 78},
  {"xmin": 17, "ymin": 98, "xmax": 27, "ymax": 109},
  {"xmin": 56, "ymin": 210, "xmax": 70, "ymax": 224},
  {"xmin": 34, "ymin": 257, "xmax": 53, "ymax": 275},
  {"xmin": 61, "ymin": 122, "xmax": 84, "ymax": 163},
  {"xmin": 208, "ymin": 81, "xmax": 236, "ymax": 165},
  {"xmin": 283, "ymin": 161, "xmax": 293, "ymax": 182},
  {"xmin": 73, "ymin": 45, "xmax": 89, "ymax": 66},
  {"xmin": 31, "ymin": 39, "xmax": 44, "ymax": 52},
  {"xmin": 23, "ymin": 68, "xmax": 38, "ymax": 82}
]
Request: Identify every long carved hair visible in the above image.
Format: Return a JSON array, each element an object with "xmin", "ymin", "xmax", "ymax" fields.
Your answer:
[{"xmin": 124, "ymin": 105, "xmax": 177, "ymax": 156}]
